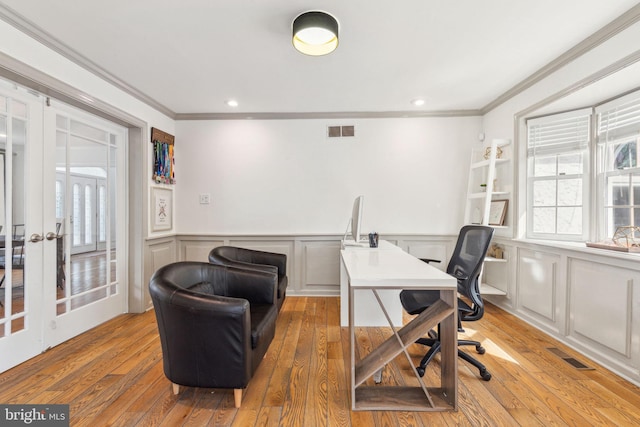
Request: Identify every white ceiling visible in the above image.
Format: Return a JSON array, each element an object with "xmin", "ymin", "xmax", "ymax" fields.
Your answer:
[{"xmin": 0, "ymin": 0, "xmax": 638, "ymax": 116}]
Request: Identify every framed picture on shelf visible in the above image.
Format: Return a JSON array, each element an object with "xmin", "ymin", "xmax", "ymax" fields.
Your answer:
[
  {"xmin": 488, "ymin": 199, "xmax": 508, "ymax": 226},
  {"xmin": 152, "ymin": 187, "xmax": 173, "ymax": 232}
]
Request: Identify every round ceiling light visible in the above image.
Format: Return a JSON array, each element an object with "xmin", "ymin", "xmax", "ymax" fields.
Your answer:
[{"xmin": 292, "ymin": 11, "xmax": 339, "ymax": 56}]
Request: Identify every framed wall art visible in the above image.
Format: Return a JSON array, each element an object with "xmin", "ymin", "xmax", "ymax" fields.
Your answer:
[
  {"xmin": 151, "ymin": 127, "xmax": 175, "ymax": 184},
  {"xmin": 152, "ymin": 187, "xmax": 173, "ymax": 232},
  {"xmin": 488, "ymin": 199, "xmax": 508, "ymax": 226}
]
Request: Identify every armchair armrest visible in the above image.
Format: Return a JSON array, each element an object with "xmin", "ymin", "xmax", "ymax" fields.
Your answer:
[
  {"xmin": 214, "ymin": 257, "xmax": 278, "ymax": 277},
  {"xmin": 209, "ymin": 246, "xmax": 286, "ymax": 278},
  {"xmin": 224, "ymin": 266, "xmax": 278, "ymax": 305},
  {"xmin": 247, "ymin": 250, "xmax": 287, "ymax": 277}
]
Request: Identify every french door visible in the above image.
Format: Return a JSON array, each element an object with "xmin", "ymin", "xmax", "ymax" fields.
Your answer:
[
  {"xmin": 0, "ymin": 79, "xmax": 46, "ymax": 370},
  {"xmin": 0, "ymin": 81, "xmax": 127, "ymax": 372}
]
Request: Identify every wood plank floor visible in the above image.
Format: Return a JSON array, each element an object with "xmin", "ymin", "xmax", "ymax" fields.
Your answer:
[{"xmin": 1, "ymin": 296, "xmax": 639, "ymax": 426}]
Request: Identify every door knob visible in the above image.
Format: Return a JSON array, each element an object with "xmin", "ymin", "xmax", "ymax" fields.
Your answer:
[
  {"xmin": 45, "ymin": 232, "xmax": 58, "ymax": 241},
  {"xmin": 29, "ymin": 233, "xmax": 44, "ymax": 242}
]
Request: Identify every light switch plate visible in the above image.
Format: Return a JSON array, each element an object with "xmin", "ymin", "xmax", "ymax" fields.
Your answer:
[{"xmin": 199, "ymin": 194, "xmax": 211, "ymax": 204}]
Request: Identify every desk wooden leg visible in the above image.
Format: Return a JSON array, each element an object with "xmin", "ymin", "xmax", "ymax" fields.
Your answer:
[{"xmin": 439, "ymin": 289, "xmax": 457, "ymax": 409}]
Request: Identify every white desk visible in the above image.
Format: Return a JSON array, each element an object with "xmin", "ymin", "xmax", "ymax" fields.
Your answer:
[
  {"xmin": 340, "ymin": 240, "xmax": 404, "ymax": 327},
  {"xmin": 340, "ymin": 243, "xmax": 458, "ymax": 411}
]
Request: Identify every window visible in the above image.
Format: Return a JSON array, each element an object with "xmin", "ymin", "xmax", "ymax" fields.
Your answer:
[
  {"xmin": 526, "ymin": 109, "xmax": 591, "ymax": 240},
  {"xmin": 99, "ymin": 185, "xmax": 106, "ymax": 242},
  {"xmin": 596, "ymin": 91, "xmax": 640, "ymax": 241}
]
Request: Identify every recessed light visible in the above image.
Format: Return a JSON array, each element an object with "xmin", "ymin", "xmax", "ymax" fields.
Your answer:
[
  {"xmin": 226, "ymin": 99, "xmax": 239, "ymax": 107},
  {"xmin": 411, "ymin": 98, "xmax": 425, "ymax": 106}
]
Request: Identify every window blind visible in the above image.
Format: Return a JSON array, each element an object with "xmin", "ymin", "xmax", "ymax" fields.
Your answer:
[
  {"xmin": 527, "ymin": 108, "xmax": 591, "ymax": 157},
  {"xmin": 597, "ymin": 89, "xmax": 640, "ymax": 141}
]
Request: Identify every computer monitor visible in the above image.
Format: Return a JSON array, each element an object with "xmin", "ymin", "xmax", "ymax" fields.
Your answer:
[
  {"xmin": 351, "ymin": 195, "xmax": 364, "ymax": 242},
  {"xmin": 343, "ymin": 195, "xmax": 366, "ymax": 246}
]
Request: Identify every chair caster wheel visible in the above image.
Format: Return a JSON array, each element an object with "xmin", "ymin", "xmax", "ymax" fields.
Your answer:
[
  {"xmin": 476, "ymin": 345, "xmax": 485, "ymax": 354},
  {"xmin": 480, "ymin": 369, "xmax": 491, "ymax": 381},
  {"xmin": 416, "ymin": 367, "xmax": 425, "ymax": 377}
]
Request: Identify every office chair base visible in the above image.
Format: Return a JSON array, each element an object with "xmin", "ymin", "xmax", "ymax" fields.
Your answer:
[{"xmin": 414, "ymin": 341, "xmax": 492, "ymax": 381}]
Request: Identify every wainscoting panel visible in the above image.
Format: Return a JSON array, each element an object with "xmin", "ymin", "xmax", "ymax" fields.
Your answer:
[
  {"xmin": 181, "ymin": 240, "xmax": 225, "ymax": 262},
  {"xmin": 403, "ymin": 241, "xmax": 450, "ymax": 272},
  {"xmin": 299, "ymin": 240, "xmax": 342, "ymax": 294},
  {"xmin": 569, "ymin": 258, "xmax": 635, "ymax": 358},
  {"xmin": 517, "ymin": 248, "xmax": 559, "ymax": 325},
  {"xmin": 171, "ymin": 234, "xmax": 455, "ymax": 297},
  {"xmin": 145, "ymin": 237, "xmax": 177, "ymax": 310}
]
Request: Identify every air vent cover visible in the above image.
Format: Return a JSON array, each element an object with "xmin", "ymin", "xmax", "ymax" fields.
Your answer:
[{"xmin": 327, "ymin": 125, "xmax": 355, "ymax": 138}]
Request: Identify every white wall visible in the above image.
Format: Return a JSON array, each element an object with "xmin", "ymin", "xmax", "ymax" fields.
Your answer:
[{"xmin": 176, "ymin": 116, "xmax": 482, "ymax": 236}]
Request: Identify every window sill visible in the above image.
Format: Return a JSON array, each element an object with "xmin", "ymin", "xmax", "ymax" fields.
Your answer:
[{"xmin": 511, "ymin": 238, "xmax": 640, "ymax": 261}]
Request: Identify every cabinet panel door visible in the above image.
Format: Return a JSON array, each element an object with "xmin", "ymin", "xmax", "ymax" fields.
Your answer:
[
  {"xmin": 569, "ymin": 259, "xmax": 636, "ymax": 358},
  {"xmin": 517, "ymin": 249, "xmax": 558, "ymax": 322}
]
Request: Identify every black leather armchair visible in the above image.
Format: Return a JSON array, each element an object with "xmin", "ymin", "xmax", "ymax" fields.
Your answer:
[
  {"xmin": 208, "ymin": 246, "xmax": 288, "ymax": 311},
  {"xmin": 149, "ymin": 261, "xmax": 278, "ymax": 408}
]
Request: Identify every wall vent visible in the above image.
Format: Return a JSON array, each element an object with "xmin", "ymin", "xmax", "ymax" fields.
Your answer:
[
  {"xmin": 327, "ymin": 126, "xmax": 341, "ymax": 137},
  {"xmin": 327, "ymin": 125, "xmax": 355, "ymax": 138}
]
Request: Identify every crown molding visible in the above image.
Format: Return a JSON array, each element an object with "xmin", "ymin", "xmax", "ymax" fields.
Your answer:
[
  {"xmin": 175, "ymin": 110, "xmax": 482, "ymax": 121},
  {"xmin": 2, "ymin": 3, "xmax": 639, "ymax": 121},
  {"xmin": 515, "ymin": 48, "xmax": 640, "ymax": 121},
  {"xmin": 481, "ymin": 3, "xmax": 640, "ymax": 114},
  {"xmin": 0, "ymin": 3, "xmax": 176, "ymax": 119},
  {"xmin": 0, "ymin": 50, "xmax": 146, "ymax": 128}
]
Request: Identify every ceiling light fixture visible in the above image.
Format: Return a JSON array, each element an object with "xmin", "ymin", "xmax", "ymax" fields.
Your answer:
[
  {"xmin": 226, "ymin": 99, "xmax": 239, "ymax": 107},
  {"xmin": 411, "ymin": 98, "xmax": 425, "ymax": 107},
  {"xmin": 292, "ymin": 11, "xmax": 339, "ymax": 56}
]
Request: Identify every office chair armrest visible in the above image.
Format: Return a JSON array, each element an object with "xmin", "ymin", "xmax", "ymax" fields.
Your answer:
[{"xmin": 419, "ymin": 258, "xmax": 441, "ymax": 264}]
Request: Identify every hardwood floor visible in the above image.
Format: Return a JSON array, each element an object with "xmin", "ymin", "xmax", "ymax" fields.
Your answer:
[{"xmin": 1, "ymin": 296, "xmax": 639, "ymax": 426}]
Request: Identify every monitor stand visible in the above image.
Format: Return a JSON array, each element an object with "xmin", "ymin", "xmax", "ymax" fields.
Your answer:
[{"xmin": 342, "ymin": 239, "xmax": 369, "ymax": 248}]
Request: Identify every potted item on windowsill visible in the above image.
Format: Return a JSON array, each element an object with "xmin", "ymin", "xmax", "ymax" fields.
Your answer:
[
  {"xmin": 480, "ymin": 184, "xmax": 487, "ymax": 192},
  {"xmin": 586, "ymin": 226, "xmax": 640, "ymax": 252}
]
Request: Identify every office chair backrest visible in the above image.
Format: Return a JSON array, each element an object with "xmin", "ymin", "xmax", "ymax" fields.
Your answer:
[{"xmin": 447, "ymin": 225, "xmax": 494, "ymax": 320}]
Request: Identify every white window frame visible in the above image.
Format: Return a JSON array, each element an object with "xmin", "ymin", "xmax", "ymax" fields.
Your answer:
[
  {"xmin": 596, "ymin": 90, "xmax": 640, "ymax": 241},
  {"xmin": 526, "ymin": 108, "xmax": 592, "ymax": 241}
]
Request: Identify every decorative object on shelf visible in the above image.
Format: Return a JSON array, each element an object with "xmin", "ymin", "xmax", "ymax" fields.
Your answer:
[
  {"xmin": 472, "ymin": 207, "xmax": 482, "ymax": 224},
  {"xmin": 483, "ymin": 145, "xmax": 503, "ymax": 160},
  {"xmin": 487, "ymin": 199, "xmax": 508, "ymax": 226},
  {"xmin": 152, "ymin": 187, "xmax": 173, "ymax": 232},
  {"xmin": 480, "ymin": 183, "xmax": 487, "ymax": 192},
  {"xmin": 151, "ymin": 127, "xmax": 175, "ymax": 184},
  {"xmin": 486, "ymin": 244, "xmax": 503, "ymax": 259},
  {"xmin": 612, "ymin": 225, "xmax": 640, "ymax": 248},
  {"xmin": 292, "ymin": 11, "xmax": 339, "ymax": 56}
]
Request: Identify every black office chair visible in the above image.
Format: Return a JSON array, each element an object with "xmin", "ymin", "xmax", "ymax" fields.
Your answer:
[{"xmin": 400, "ymin": 225, "xmax": 494, "ymax": 381}]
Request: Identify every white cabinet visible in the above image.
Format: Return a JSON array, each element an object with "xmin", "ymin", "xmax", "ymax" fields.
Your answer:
[{"xmin": 465, "ymin": 138, "xmax": 512, "ymax": 296}]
